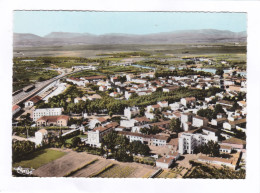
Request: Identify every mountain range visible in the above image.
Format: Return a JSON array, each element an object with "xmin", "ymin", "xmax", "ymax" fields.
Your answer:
[{"xmin": 13, "ymin": 29, "xmax": 247, "ymax": 47}]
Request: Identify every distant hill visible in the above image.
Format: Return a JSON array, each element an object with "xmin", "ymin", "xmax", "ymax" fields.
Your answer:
[{"xmin": 13, "ymin": 29, "xmax": 247, "ymax": 47}]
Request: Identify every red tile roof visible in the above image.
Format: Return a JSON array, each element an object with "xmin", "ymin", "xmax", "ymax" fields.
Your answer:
[
  {"xmin": 12, "ymin": 104, "xmax": 20, "ymax": 112},
  {"xmin": 27, "ymin": 95, "xmax": 42, "ymax": 103}
]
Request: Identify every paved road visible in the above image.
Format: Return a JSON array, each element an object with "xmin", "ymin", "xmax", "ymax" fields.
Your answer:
[{"xmin": 12, "ymin": 69, "xmax": 83, "ymax": 106}]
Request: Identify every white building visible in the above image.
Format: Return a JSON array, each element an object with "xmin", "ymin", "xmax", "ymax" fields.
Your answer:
[
  {"xmin": 24, "ymin": 95, "xmax": 42, "ymax": 108},
  {"xmin": 33, "ymin": 108, "xmax": 62, "ymax": 121},
  {"xmin": 180, "ymin": 97, "xmax": 196, "ymax": 106},
  {"xmin": 158, "ymin": 101, "xmax": 168, "ymax": 108},
  {"xmin": 124, "ymin": 106, "xmax": 140, "ymax": 120},
  {"xmin": 86, "ymin": 126, "xmax": 114, "ymax": 147},
  {"xmin": 180, "ymin": 113, "xmax": 193, "ymax": 131},
  {"xmin": 119, "ymin": 131, "xmax": 168, "ymax": 146},
  {"xmin": 120, "ymin": 119, "xmax": 137, "ymax": 128},
  {"xmin": 156, "ymin": 157, "xmax": 174, "ymax": 169},
  {"xmin": 192, "ymin": 116, "xmax": 208, "ymax": 128},
  {"xmin": 66, "ymin": 77, "xmax": 88, "ymax": 87},
  {"xmin": 178, "ymin": 129, "xmax": 218, "ymax": 155},
  {"xmin": 35, "ymin": 129, "xmax": 48, "ymax": 146},
  {"xmin": 169, "ymin": 102, "xmax": 181, "ymax": 111}
]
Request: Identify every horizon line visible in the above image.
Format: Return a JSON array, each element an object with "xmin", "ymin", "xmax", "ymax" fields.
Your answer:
[{"xmin": 14, "ymin": 28, "xmax": 247, "ymax": 37}]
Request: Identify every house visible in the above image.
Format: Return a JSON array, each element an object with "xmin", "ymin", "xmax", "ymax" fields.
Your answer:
[
  {"xmin": 169, "ymin": 102, "xmax": 181, "ymax": 111},
  {"xmin": 133, "ymin": 117, "xmax": 151, "ymax": 126},
  {"xmin": 66, "ymin": 77, "xmax": 88, "ymax": 86},
  {"xmin": 120, "ymin": 119, "xmax": 137, "ymax": 128},
  {"xmin": 163, "ymin": 86, "xmax": 179, "ymax": 93},
  {"xmin": 124, "ymin": 106, "xmax": 140, "ymax": 120},
  {"xmin": 36, "ymin": 115, "xmax": 70, "ymax": 127},
  {"xmin": 180, "ymin": 97, "xmax": 196, "ymax": 106},
  {"xmin": 35, "ymin": 129, "xmax": 48, "ymax": 146},
  {"xmin": 24, "ymin": 95, "xmax": 42, "ymax": 108},
  {"xmin": 87, "ymin": 94, "xmax": 102, "ymax": 101},
  {"xmin": 74, "ymin": 97, "xmax": 82, "ymax": 103},
  {"xmin": 118, "ymin": 131, "xmax": 169, "ymax": 146},
  {"xmin": 12, "ymin": 104, "xmax": 21, "ymax": 116},
  {"xmin": 33, "ymin": 108, "xmax": 62, "ymax": 121},
  {"xmin": 99, "ymin": 85, "xmax": 107, "ymax": 92},
  {"xmin": 217, "ymin": 100, "xmax": 234, "ymax": 107},
  {"xmin": 223, "ymin": 118, "xmax": 246, "ymax": 130},
  {"xmin": 147, "ymin": 104, "xmax": 161, "ymax": 113},
  {"xmin": 149, "ymin": 120, "xmax": 171, "ymax": 130},
  {"xmin": 125, "ymin": 90, "xmax": 135, "ymax": 100},
  {"xmin": 88, "ymin": 117, "xmax": 109, "ymax": 129},
  {"xmin": 109, "ymin": 92, "xmax": 119, "ymax": 97},
  {"xmin": 198, "ymin": 155, "xmax": 238, "ymax": 170},
  {"xmin": 238, "ymin": 100, "xmax": 246, "ymax": 108},
  {"xmin": 211, "ymin": 117, "xmax": 227, "ymax": 126},
  {"xmin": 192, "ymin": 115, "xmax": 208, "ymax": 128},
  {"xmin": 220, "ymin": 145, "xmax": 232, "ymax": 154},
  {"xmin": 156, "ymin": 157, "xmax": 174, "ymax": 169},
  {"xmin": 158, "ymin": 101, "xmax": 168, "ymax": 108},
  {"xmin": 83, "ymin": 75, "xmax": 106, "ymax": 83},
  {"xmin": 220, "ymin": 137, "xmax": 246, "ymax": 151}
]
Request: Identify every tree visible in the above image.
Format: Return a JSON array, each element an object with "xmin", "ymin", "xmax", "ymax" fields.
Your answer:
[
  {"xmin": 130, "ymin": 141, "xmax": 150, "ymax": 156},
  {"xmin": 214, "ymin": 104, "xmax": 225, "ymax": 114},
  {"xmin": 102, "ymin": 131, "xmax": 118, "ymax": 157},
  {"xmin": 71, "ymin": 136, "xmax": 81, "ymax": 147},
  {"xmin": 197, "ymin": 108, "xmax": 214, "ymax": 120},
  {"xmin": 170, "ymin": 118, "xmax": 181, "ymax": 133},
  {"xmin": 215, "ymin": 69, "xmax": 224, "ymax": 77}
]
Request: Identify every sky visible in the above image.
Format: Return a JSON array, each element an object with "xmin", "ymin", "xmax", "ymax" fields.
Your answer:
[{"xmin": 13, "ymin": 11, "xmax": 247, "ymax": 36}]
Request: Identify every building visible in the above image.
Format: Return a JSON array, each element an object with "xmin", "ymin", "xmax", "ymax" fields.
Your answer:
[
  {"xmin": 198, "ymin": 155, "xmax": 238, "ymax": 170},
  {"xmin": 12, "ymin": 104, "xmax": 21, "ymax": 116},
  {"xmin": 211, "ymin": 117, "xmax": 227, "ymax": 126},
  {"xmin": 88, "ymin": 117, "xmax": 108, "ymax": 129},
  {"xmin": 180, "ymin": 97, "xmax": 196, "ymax": 106},
  {"xmin": 156, "ymin": 157, "xmax": 174, "ymax": 169},
  {"xmin": 35, "ymin": 129, "xmax": 48, "ymax": 146},
  {"xmin": 24, "ymin": 95, "xmax": 42, "ymax": 108},
  {"xmin": 192, "ymin": 115, "xmax": 208, "ymax": 128},
  {"xmin": 33, "ymin": 108, "xmax": 62, "ymax": 121},
  {"xmin": 124, "ymin": 106, "xmax": 140, "ymax": 120},
  {"xmin": 66, "ymin": 77, "xmax": 87, "ymax": 86},
  {"xmin": 36, "ymin": 115, "xmax": 70, "ymax": 127},
  {"xmin": 178, "ymin": 130, "xmax": 218, "ymax": 155},
  {"xmin": 180, "ymin": 113, "xmax": 193, "ymax": 131},
  {"xmin": 163, "ymin": 86, "xmax": 179, "ymax": 93},
  {"xmin": 118, "ymin": 131, "xmax": 169, "ymax": 146},
  {"xmin": 158, "ymin": 101, "xmax": 168, "ymax": 108},
  {"xmin": 86, "ymin": 124, "xmax": 114, "ymax": 147},
  {"xmin": 220, "ymin": 144, "xmax": 232, "ymax": 153},
  {"xmin": 87, "ymin": 94, "xmax": 102, "ymax": 101},
  {"xmin": 223, "ymin": 118, "xmax": 246, "ymax": 131},
  {"xmin": 220, "ymin": 137, "xmax": 246, "ymax": 151}
]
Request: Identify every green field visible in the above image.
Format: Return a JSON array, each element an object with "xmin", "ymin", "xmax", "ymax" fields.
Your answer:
[
  {"xmin": 96, "ymin": 165, "xmax": 136, "ymax": 178},
  {"xmin": 13, "ymin": 149, "xmax": 66, "ymax": 169}
]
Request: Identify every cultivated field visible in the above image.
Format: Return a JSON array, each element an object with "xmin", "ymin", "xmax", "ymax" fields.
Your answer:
[
  {"xmin": 33, "ymin": 149, "xmax": 98, "ymax": 177},
  {"xmin": 33, "ymin": 148, "xmax": 158, "ymax": 178},
  {"xmin": 13, "ymin": 44, "xmax": 247, "ymax": 58},
  {"xmin": 13, "ymin": 148, "xmax": 66, "ymax": 169}
]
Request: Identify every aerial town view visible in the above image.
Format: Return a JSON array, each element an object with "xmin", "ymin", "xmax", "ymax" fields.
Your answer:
[{"xmin": 12, "ymin": 11, "xmax": 247, "ymax": 178}]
